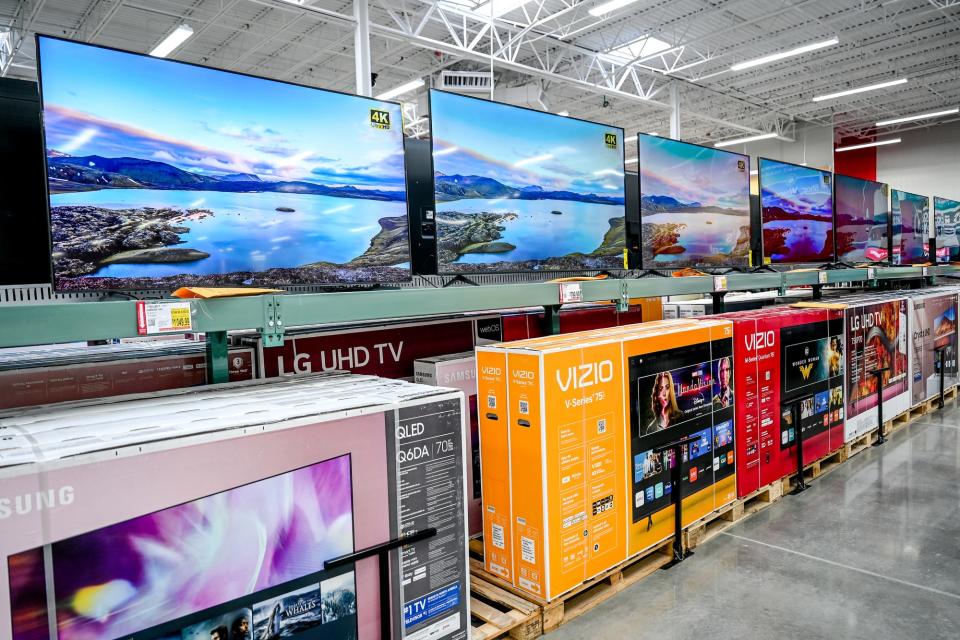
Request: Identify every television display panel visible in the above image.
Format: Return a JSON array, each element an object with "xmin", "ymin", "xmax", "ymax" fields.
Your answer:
[
  {"xmin": 638, "ymin": 135, "xmax": 750, "ymax": 268},
  {"xmin": 759, "ymin": 158, "xmax": 834, "ymax": 263},
  {"xmin": 8, "ymin": 455, "xmax": 355, "ymax": 640},
  {"xmin": 429, "ymin": 89, "xmax": 625, "ymax": 273},
  {"xmin": 891, "ymin": 189, "xmax": 929, "ymax": 265},
  {"xmin": 833, "ymin": 174, "xmax": 890, "ymax": 263},
  {"xmin": 37, "ymin": 36, "xmax": 410, "ymax": 291},
  {"xmin": 935, "ymin": 197, "xmax": 960, "ymax": 263}
]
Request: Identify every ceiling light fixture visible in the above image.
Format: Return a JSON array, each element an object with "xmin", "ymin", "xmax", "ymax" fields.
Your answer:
[
  {"xmin": 835, "ymin": 138, "xmax": 901, "ymax": 152},
  {"xmin": 876, "ymin": 107, "xmax": 959, "ymax": 127},
  {"xmin": 714, "ymin": 132, "xmax": 778, "ymax": 148},
  {"xmin": 730, "ymin": 37, "xmax": 839, "ymax": 71},
  {"xmin": 375, "ymin": 78, "xmax": 425, "ymax": 100},
  {"xmin": 589, "ymin": 0, "xmax": 641, "ymax": 17},
  {"xmin": 149, "ymin": 24, "xmax": 194, "ymax": 58},
  {"xmin": 812, "ymin": 78, "xmax": 907, "ymax": 102}
]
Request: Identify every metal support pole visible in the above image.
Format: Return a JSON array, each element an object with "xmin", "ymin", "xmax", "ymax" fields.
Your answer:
[
  {"xmin": 812, "ymin": 284, "xmax": 822, "ymax": 300},
  {"xmin": 543, "ymin": 305, "xmax": 561, "ymax": 335},
  {"xmin": 669, "ymin": 81, "xmax": 681, "ymax": 140},
  {"xmin": 655, "ymin": 434, "xmax": 698, "ymax": 569},
  {"xmin": 936, "ymin": 347, "xmax": 946, "ymax": 410},
  {"xmin": 711, "ymin": 291, "xmax": 726, "ymax": 314},
  {"xmin": 870, "ymin": 368, "xmax": 890, "ymax": 446},
  {"xmin": 354, "ymin": 0, "xmax": 372, "ymax": 96},
  {"xmin": 205, "ymin": 330, "xmax": 229, "ymax": 384},
  {"xmin": 790, "ymin": 402, "xmax": 808, "ymax": 494}
]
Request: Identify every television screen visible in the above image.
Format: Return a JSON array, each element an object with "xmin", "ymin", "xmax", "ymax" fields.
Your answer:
[
  {"xmin": 638, "ymin": 135, "xmax": 750, "ymax": 269},
  {"xmin": 429, "ymin": 89, "xmax": 625, "ymax": 274},
  {"xmin": 935, "ymin": 196, "xmax": 960, "ymax": 263},
  {"xmin": 833, "ymin": 174, "xmax": 890, "ymax": 264},
  {"xmin": 758, "ymin": 158, "xmax": 834, "ymax": 263},
  {"xmin": 891, "ymin": 189, "xmax": 929, "ymax": 265},
  {"xmin": 8, "ymin": 455, "xmax": 356, "ymax": 640},
  {"xmin": 37, "ymin": 36, "xmax": 410, "ymax": 291}
]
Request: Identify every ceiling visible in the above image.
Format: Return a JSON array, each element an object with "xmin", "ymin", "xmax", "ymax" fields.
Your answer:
[{"xmin": 2, "ymin": 0, "xmax": 959, "ymax": 151}]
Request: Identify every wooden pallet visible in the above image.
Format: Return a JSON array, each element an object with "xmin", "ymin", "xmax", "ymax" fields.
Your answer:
[
  {"xmin": 896, "ymin": 403, "xmax": 926, "ymax": 426},
  {"xmin": 843, "ymin": 428, "xmax": 879, "ymax": 460},
  {"xmin": 470, "ymin": 574, "xmax": 542, "ymax": 640},
  {"xmin": 781, "ymin": 447, "xmax": 845, "ymax": 493},
  {"xmin": 683, "ymin": 480, "xmax": 783, "ymax": 550}
]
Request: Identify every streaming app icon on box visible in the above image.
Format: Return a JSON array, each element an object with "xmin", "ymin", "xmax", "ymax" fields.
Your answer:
[
  {"xmin": 654, "ymin": 483, "xmax": 664, "ymax": 499},
  {"xmin": 635, "ymin": 491, "xmax": 644, "ymax": 508},
  {"xmin": 690, "ymin": 466, "xmax": 698, "ymax": 483},
  {"xmin": 645, "ymin": 486, "xmax": 655, "ymax": 503}
]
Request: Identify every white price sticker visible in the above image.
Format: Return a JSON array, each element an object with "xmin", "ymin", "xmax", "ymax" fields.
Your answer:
[
  {"xmin": 136, "ymin": 301, "xmax": 193, "ymax": 335},
  {"xmin": 922, "ymin": 266, "xmax": 930, "ymax": 277},
  {"xmin": 818, "ymin": 270, "xmax": 829, "ymax": 284},
  {"xmin": 866, "ymin": 267, "xmax": 876, "ymax": 280},
  {"xmin": 559, "ymin": 282, "xmax": 583, "ymax": 303},
  {"xmin": 713, "ymin": 275, "xmax": 728, "ymax": 292}
]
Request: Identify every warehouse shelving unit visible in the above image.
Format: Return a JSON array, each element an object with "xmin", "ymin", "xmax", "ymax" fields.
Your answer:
[{"xmin": 0, "ymin": 266, "xmax": 953, "ymax": 382}]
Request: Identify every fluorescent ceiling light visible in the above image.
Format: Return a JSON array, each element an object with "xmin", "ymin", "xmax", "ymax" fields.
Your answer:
[
  {"xmin": 375, "ymin": 78, "xmax": 425, "ymax": 100},
  {"xmin": 714, "ymin": 132, "xmax": 778, "ymax": 148},
  {"xmin": 812, "ymin": 78, "xmax": 907, "ymax": 102},
  {"xmin": 557, "ymin": 110, "xmax": 570, "ymax": 117},
  {"xmin": 589, "ymin": 0, "xmax": 641, "ymax": 17},
  {"xmin": 876, "ymin": 107, "xmax": 959, "ymax": 127},
  {"xmin": 474, "ymin": 0, "xmax": 533, "ymax": 18},
  {"xmin": 513, "ymin": 153, "xmax": 553, "ymax": 168},
  {"xmin": 149, "ymin": 24, "xmax": 193, "ymax": 58},
  {"xmin": 730, "ymin": 37, "xmax": 838, "ymax": 71},
  {"xmin": 605, "ymin": 35, "xmax": 672, "ymax": 63},
  {"xmin": 433, "ymin": 146, "xmax": 459, "ymax": 156},
  {"xmin": 835, "ymin": 138, "xmax": 901, "ymax": 152},
  {"xmin": 625, "ymin": 156, "xmax": 638, "ymax": 164}
]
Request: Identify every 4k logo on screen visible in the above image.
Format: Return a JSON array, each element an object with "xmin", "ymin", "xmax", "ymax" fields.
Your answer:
[
  {"xmin": 370, "ymin": 108, "xmax": 391, "ymax": 130},
  {"xmin": 604, "ymin": 132, "xmax": 618, "ymax": 149}
]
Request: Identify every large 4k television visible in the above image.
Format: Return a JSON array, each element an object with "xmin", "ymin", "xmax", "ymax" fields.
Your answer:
[
  {"xmin": 429, "ymin": 89, "xmax": 626, "ymax": 274},
  {"xmin": 833, "ymin": 174, "xmax": 890, "ymax": 264},
  {"xmin": 637, "ymin": 135, "xmax": 750, "ymax": 269},
  {"xmin": 935, "ymin": 196, "xmax": 960, "ymax": 263},
  {"xmin": 37, "ymin": 35, "xmax": 411, "ymax": 291},
  {"xmin": 758, "ymin": 158, "xmax": 835, "ymax": 264},
  {"xmin": 891, "ymin": 189, "xmax": 930, "ymax": 265}
]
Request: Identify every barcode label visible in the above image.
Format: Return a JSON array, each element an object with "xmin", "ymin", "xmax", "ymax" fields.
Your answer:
[
  {"xmin": 597, "ymin": 418, "xmax": 607, "ymax": 434},
  {"xmin": 520, "ymin": 536, "xmax": 536, "ymax": 564},
  {"xmin": 491, "ymin": 523, "xmax": 505, "ymax": 549},
  {"xmin": 518, "ymin": 400, "xmax": 530, "ymax": 415},
  {"xmin": 487, "ymin": 394, "xmax": 497, "ymax": 409}
]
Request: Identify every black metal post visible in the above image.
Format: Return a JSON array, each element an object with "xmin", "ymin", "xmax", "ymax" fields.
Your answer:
[
  {"xmin": 326, "ymin": 527, "xmax": 437, "ymax": 640},
  {"xmin": 936, "ymin": 347, "xmax": 947, "ymax": 410},
  {"xmin": 654, "ymin": 435, "xmax": 699, "ymax": 568},
  {"xmin": 812, "ymin": 284, "xmax": 823, "ymax": 300},
  {"xmin": 711, "ymin": 291, "xmax": 726, "ymax": 314},
  {"xmin": 791, "ymin": 401, "xmax": 808, "ymax": 494},
  {"xmin": 869, "ymin": 368, "xmax": 890, "ymax": 446}
]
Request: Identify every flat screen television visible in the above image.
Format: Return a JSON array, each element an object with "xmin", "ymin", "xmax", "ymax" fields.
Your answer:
[
  {"xmin": 833, "ymin": 174, "xmax": 890, "ymax": 264},
  {"xmin": 637, "ymin": 134, "xmax": 750, "ymax": 269},
  {"xmin": 935, "ymin": 196, "xmax": 960, "ymax": 263},
  {"xmin": 429, "ymin": 89, "xmax": 625, "ymax": 274},
  {"xmin": 37, "ymin": 35, "xmax": 411, "ymax": 291},
  {"xmin": 891, "ymin": 189, "xmax": 929, "ymax": 265},
  {"xmin": 758, "ymin": 158, "xmax": 834, "ymax": 264}
]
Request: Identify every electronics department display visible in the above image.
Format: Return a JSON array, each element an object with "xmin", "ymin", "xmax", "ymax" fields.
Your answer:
[
  {"xmin": 637, "ymin": 134, "xmax": 750, "ymax": 269},
  {"xmin": 37, "ymin": 36, "xmax": 411, "ymax": 291},
  {"xmin": 833, "ymin": 174, "xmax": 890, "ymax": 264},
  {"xmin": 935, "ymin": 197, "xmax": 960, "ymax": 263},
  {"xmin": 891, "ymin": 189, "xmax": 930, "ymax": 265},
  {"xmin": 429, "ymin": 89, "xmax": 626, "ymax": 274},
  {"xmin": 759, "ymin": 158, "xmax": 835, "ymax": 264}
]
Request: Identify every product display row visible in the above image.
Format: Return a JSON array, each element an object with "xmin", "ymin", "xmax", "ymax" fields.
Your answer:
[{"xmin": 2, "ymin": 36, "xmax": 957, "ymax": 292}]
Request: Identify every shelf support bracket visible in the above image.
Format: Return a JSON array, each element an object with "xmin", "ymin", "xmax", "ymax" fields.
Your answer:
[
  {"xmin": 205, "ymin": 330, "xmax": 229, "ymax": 384},
  {"xmin": 260, "ymin": 295, "xmax": 285, "ymax": 347}
]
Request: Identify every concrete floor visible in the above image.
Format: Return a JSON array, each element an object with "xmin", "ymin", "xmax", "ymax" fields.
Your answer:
[{"xmin": 547, "ymin": 406, "xmax": 960, "ymax": 640}]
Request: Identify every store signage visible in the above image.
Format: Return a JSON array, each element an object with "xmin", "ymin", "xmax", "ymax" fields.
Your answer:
[
  {"xmin": 135, "ymin": 301, "xmax": 192, "ymax": 335},
  {"xmin": 560, "ymin": 282, "xmax": 583, "ymax": 303}
]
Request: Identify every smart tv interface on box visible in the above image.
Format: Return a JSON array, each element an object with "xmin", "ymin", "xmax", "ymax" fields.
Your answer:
[
  {"xmin": 758, "ymin": 158, "xmax": 834, "ymax": 264},
  {"xmin": 429, "ymin": 89, "xmax": 626, "ymax": 274},
  {"xmin": 37, "ymin": 35, "xmax": 411, "ymax": 291},
  {"xmin": 833, "ymin": 174, "xmax": 890, "ymax": 264},
  {"xmin": 638, "ymin": 134, "xmax": 750, "ymax": 269},
  {"xmin": 8, "ymin": 454, "xmax": 358, "ymax": 640},
  {"xmin": 935, "ymin": 196, "xmax": 960, "ymax": 262},
  {"xmin": 891, "ymin": 189, "xmax": 930, "ymax": 265}
]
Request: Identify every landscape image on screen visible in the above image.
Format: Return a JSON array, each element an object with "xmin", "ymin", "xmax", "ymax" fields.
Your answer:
[
  {"xmin": 891, "ymin": 189, "xmax": 929, "ymax": 265},
  {"xmin": 430, "ymin": 89, "xmax": 625, "ymax": 273},
  {"xmin": 38, "ymin": 36, "xmax": 410, "ymax": 291},
  {"xmin": 834, "ymin": 174, "xmax": 890, "ymax": 263},
  {"xmin": 638, "ymin": 135, "xmax": 750, "ymax": 268},
  {"xmin": 7, "ymin": 455, "xmax": 354, "ymax": 640},
  {"xmin": 759, "ymin": 158, "xmax": 834, "ymax": 263},
  {"xmin": 935, "ymin": 197, "xmax": 960, "ymax": 262}
]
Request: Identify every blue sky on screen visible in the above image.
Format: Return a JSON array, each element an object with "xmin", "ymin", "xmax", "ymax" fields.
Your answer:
[
  {"xmin": 38, "ymin": 37, "xmax": 406, "ymax": 189},
  {"xmin": 430, "ymin": 89, "xmax": 625, "ymax": 197},
  {"xmin": 638, "ymin": 135, "xmax": 749, "ymax": 209}
]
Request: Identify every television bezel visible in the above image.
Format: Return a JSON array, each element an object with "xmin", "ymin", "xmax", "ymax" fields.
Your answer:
[
  {"xmin": 934, "ymin": 195, "xmax": 960, "ymax": 263},
  {"xmin": 636, "ymin": 133, "xmax": 751, "ymax": 271},
  {"xmin": 890, "ymin": 187, "xmax": 931, "ymax": 265},
  {"xmin": 427, "ymin": 87, "xmax": 627, "ymax": 276},
  {"xmin": 36, "ymin": 33, "xmax": 413, "ymax": 293},
  {"xmin": 831, "ymin": 172, "xmax": 891, "ymax": 265},
  {"xmin": 757, "ymin": 156, "xmax": 836, "ymax": 265}
]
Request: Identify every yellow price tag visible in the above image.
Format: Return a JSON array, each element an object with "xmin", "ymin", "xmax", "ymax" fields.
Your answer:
[{"xmin": 170, "ymin": 306, "xmax": 192, "ymax": 328}]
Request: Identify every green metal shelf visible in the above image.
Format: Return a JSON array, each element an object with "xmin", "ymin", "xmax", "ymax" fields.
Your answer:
[{"xmin": 0, "ymin": 266, "xmax": 954, "ymax": 350}]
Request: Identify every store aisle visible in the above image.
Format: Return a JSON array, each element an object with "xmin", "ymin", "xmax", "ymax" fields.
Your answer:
[{"xmin": 546, "ymin": 408, "xmax": 960, "ymax": 640}]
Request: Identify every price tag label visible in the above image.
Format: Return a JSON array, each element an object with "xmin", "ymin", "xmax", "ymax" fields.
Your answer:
[
  {"xmin": 818, "ymin": 271, "xmax": 829, "ymax": 285},
  {"xmin": 922, "ymin": 266, "xmax": 930, "ymax": 277},
  {"xmin": 136, "ymin": 301, "xmax": 193, "ymax": 335},
  {"xmin": 713, "ymin": 276, "xmax": 728, "ymax": 292},
  {"xmin": 866, "ymin": 267, "xmax": 876, "ymax": 280},
  {"xmin": 559, "ymin": 282, "xmax": 583, "ymax": 304}
]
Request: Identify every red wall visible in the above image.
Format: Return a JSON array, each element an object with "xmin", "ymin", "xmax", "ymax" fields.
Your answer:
[{"xmin": 834, "ymin": 132, "xmax": 877, "ymax": 181}]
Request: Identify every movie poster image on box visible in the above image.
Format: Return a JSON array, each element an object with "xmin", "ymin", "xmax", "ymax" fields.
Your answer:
[
  {"xmin": 910, "ymin": 293, "xmax": 959, "ymax": 404},
  {"xmin": 252, "ymin": 584, "xmax": 324, "ymax": 639},
  {"xmin": 320, "ymin": 572, "xmax": 357, "ymax": 625},
  {"xmin": 183, "ymin": 607, "xmax": 253, "ymax": 640}
]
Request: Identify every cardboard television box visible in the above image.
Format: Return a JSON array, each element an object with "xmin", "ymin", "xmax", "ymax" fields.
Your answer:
[
  {"xmin": 0, "ymin": 340, "xmax": 255, "ymax": 411},
  {"xmin": 475, "ymin": 319, "xmax": 735, "ymax": 601},
  {"xmin": 904, "ymin": 289, "xmax": 959, "ymax": 404},
  {"xmin": 0, "ymin": 374, "xmax": 469, "ymax": 640}
]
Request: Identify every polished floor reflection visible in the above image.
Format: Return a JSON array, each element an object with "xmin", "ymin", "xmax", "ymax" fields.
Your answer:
[{"xmin": 547, "ymin": 407, "xmax": 960, "ymax": 640}]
